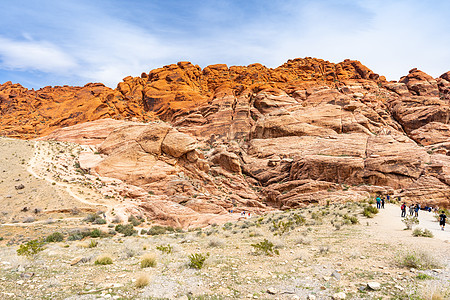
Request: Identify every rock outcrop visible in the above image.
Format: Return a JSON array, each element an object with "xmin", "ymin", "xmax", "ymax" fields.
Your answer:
[{"xmin": 5, "ymin": 57, "xmax": 449, "ymax": 225}]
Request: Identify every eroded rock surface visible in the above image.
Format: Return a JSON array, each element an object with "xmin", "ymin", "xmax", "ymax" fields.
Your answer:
[{"xmin": 9, "ymin": 58, "xmax": 450, "ymax": 225}]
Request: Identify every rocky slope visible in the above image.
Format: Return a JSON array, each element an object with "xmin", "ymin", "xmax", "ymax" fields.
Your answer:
[{"xmin": 1, "ymin": 58, "xmax": 450, "ymax": 225}]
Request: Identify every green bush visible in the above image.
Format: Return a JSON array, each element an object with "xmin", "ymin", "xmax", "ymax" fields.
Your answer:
[
  {"xmin": 128, "ymin": 215, "xmax": 142, "ymax": 226},
  {"xmin": 251, "ymin": 239, "xmax": 279, "ymax": 256},
  {"xmin": 272, "ymin": 220, "xmax": 293, "ymax": 235},
  {"xmin": 416, "ymin": 273, "xmax": 435, "ymax": 280},
  {"xmin": 88, "ymin": 240, "xmax": 98, "ymax": 248},
  {"xmin": 17, "ymin": 240, "xmax": 45, "ymax": 258},
  {"xmin": 188, "ymin": 253, "xmax": 209, "ymax": 269},
  {"xmin": 147, "ymin": 225, "xmax": 176, "ymax": 236},
  {"xmin": 222, "ymin": 222, "xmax": 233, "ymax": 230},
  {"xmin": 88, "ymin": 228, "xmax": 102, "ymax": 238},
  {"xmin": 93, "ymin": 218, "xmax": 106, "ymax": 225},
  {"xmin": 412, "ymin": 228, "xmax": 433, "ymax": 238},
  {"xmin": 363, "ymin": 206, "xmax": 378, "ymax": 218},
  {"xmin": 84, "ymin": 213, "xmax": 97, "ymax": 223},
  {"xmin": 115, "ymin": 224, "xmax": 136, "ymax": 236},
  {"xmin": 343, "ymin": 214, "xmax": 359, "ymax": 224},
  {"xmin": 67, "ymin": 232, "xmax": 83, "ymax": 241},
  {"xmin": 293, "ymin": 214, "xmax": 306, "ymax": 225},
  {"xmin": 398, "ymin": 251, "xmax": 441, "ymax": 270},
  {"xmin": 45, "ymin": 232, "xmax": 64, "ymax": 243},
  {"xmin": 156, "ymin": 244, "xmax": 173, "ymax": 254}
]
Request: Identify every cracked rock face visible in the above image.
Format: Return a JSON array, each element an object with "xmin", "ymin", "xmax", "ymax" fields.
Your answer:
[{"xmin": 7, "ymin": 57, "xmax": 450, "ymax": 225}]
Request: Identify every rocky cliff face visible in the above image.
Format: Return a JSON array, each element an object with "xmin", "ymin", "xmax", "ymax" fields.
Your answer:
[{"xmin": 2, "ymin": 58, "xmax": 449, "ymax": 226}]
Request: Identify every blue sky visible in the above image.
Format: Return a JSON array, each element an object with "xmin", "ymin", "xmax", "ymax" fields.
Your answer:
[{"xmin": 0, "ymin": 0, "xmax": 449, "ymax": 89}]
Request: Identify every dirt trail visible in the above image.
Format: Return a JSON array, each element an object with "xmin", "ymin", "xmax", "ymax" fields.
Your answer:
[
  {"xmin": 368, "ymin": 203, "xmax": 450, "ymax": 243},
  {"xmin": 26, "ymin": 141, "xmax": 130, "ymax": 223}
]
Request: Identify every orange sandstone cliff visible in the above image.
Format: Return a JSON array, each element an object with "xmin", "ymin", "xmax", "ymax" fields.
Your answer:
[{"xmin": 1, "ymin": 58, "xmax": 450, "ymax": 226}]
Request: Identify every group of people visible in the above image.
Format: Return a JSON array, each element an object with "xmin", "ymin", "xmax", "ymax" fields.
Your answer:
[
  {"xmin": 400, "ymin": 203, "xmax": 421, "ymax": 217},
  {"xmin": 375, "ymin": 195, "xmax": 389, "ymax": 209},
  {"xmin": 399, "ymin": 202, "xmax": 448, "ymax": 231}
]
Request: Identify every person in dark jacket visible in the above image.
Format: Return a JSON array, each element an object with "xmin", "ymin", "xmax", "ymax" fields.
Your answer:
[{"xmin": 439, "ymin": 211, "xmax": 447, "ymax": 231}]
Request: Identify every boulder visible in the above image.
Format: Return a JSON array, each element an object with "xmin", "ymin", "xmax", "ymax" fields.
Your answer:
[{"xmin": 162, "ymin": 129, "xmax": 197, "ymax": 158}]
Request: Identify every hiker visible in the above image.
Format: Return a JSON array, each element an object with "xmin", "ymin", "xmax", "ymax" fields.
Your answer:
[
  {"xmin": 409, "ymin": 204, "xmax": 414, "ymax": 216},
  {"xmin": 381, "ymin": 197, "xmax": 385, "ymax": 209},
  {"xmin": 439, "ymin": 211, "xmax": 447, "ymax": 231},
  {"xmin": 414, "ymin": 204, "xmax": 419, "ymax": 217},
  {"xmin": 401, "ymin": 203, "xmax": 406, "ymax": 217},
  {"xmin": 376, "ymin": 196, "xmax": 381, "ymax": 209},
  {"xmin": 386, "ymin": 195, "xmax": 390, "ymax": 203}
]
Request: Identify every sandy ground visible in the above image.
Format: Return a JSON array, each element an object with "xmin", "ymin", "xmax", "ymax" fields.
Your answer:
[{"xmin": 0, "ymin": 137, "xmax": 449, "ymax": 299}]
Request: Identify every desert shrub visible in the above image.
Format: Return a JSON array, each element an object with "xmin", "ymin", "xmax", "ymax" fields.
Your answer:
[
  {"xmin": 88, "ymin": 240, "xmax": 98, "ymax": 248},
  {"xmin": 135, "ymin": 274, "xmax": 150, "ymax": 288},
  {"xmin": 88, "ymin": 228, "xmax": 102, "ymax": 238},
  {"xmin": 402, "ymin": 215, "xmax": 419, "ymax": 230},
  {"xmin": 70, "ymin": 207, "xmax": 80, "ymax": 215},
  {"xmin": 272, "ymin": 220, "xmax": 293, "ymax": 235},
  {"xmin": 17, "ymin": 240, "xmax": 45, "ymax": 258},
  {"xmin": 343, "ymin": 214, "xmax": 359, "ymax": 224},
  {"xmin": 140, "ymin": 229, "xmax": 147, "ymax": 235},
  {"xmin": 45, "ymin": 232, "xmax": 64, "ymax": 243},
  {"xmin": 188, "ymin": 253, "xmax": 209, "ymax": 269},
  {"xmin": 84, "ymin": 213, "xmax": 98, "ymax": 223},
  {"xmin": 293, "ymin": 214, "xmax": 306, "ymax": 225},
  {"xmin": 412, "ymin": 228, "xmax": 433, "ymax": 238},
  {"xmin": 156, "ymin": 244, "xmax": 173, "ymax": 254},
  {"xmin": 93, "ymin": 218, "xmax": 106, "ymax": 225},
  {"xmin": 222, "ymin": 222, "xmax": 233, "ymax": 230},
  {"xmin": 363, "ymin": 206, "xmax": 378, "ymax": 218},
  {"xmin": 111, "ymin": 216, "xmax": 122, "ymax": 223},
  {"xmin": 67, "ymin": 233, "xmax": 83, "ymax": 241},
  {"xmin": 140, "ymin": 253, "xmax": 157, "ymax": 268},
  {"xmin": 208, "ymin": 238, "xmax": 224, "ymax": 248},
  {"xmin": 95, "ymin": 255, "xmax": 113, "ymax": 265},
  {"xmin": 398, "ymin": 251, "xmax": 441, "ymax": 270},
  {"xmin": 128, "ymin": 215, "xmax": 142, "ymax": 226},
  {"xmin": 147, "ymin": 225, "xmax": 175, "ymax": 236},
  {"xmin": 251, "ymin": 239, "xmax": 279, "ymax": 256},
  {"xmin": 115, "ymin": 224, "xmax": 136, "ymax": 236},
  {"xmin": 416, "ymin": 273, "xmax": 435, "ymax": 280}
]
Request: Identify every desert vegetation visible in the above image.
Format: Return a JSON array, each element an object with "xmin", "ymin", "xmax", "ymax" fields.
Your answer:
[{"xmin": 0, "ymin": 200, "xmax": 448, "ymax": 299}]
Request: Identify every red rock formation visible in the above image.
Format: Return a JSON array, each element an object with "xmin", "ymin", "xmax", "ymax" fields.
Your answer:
[
  {"xmin": 0, "ymin": 82, "xmax": 155, "ymax": 139},
  {"xmin": 4, "ymin": 57, "xmax": 450, "ymax": 220}
]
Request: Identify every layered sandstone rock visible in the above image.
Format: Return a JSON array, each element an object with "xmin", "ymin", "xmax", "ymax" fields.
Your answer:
[
  {"xmin": 0, "ymin": 82, "xmax": 155, "ymax": 139},
  {"xmin": 11, "ymin": 58, "xmax": 450, "ymax": 221}
]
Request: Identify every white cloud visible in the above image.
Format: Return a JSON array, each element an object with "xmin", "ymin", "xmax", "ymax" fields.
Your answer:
[
  {"xmin": 1, "ymin": 0, "xmax": 449, "ymax": 88},
  {"xmin": 0, "ymin": 36, "xmax": 78, "ymax": 72}
]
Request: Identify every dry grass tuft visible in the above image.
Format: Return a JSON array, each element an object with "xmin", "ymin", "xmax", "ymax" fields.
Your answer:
[
  {"xmin": 140, "ymin": 253, "xmax": 157, "ymax": 268},
  {"xmin": 135, "ymin": 273, "xmax": 150, "ymax": 288},
  {"xmin": 94, "ymin": 254, "xmax": 113, "ymax": 265}
]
